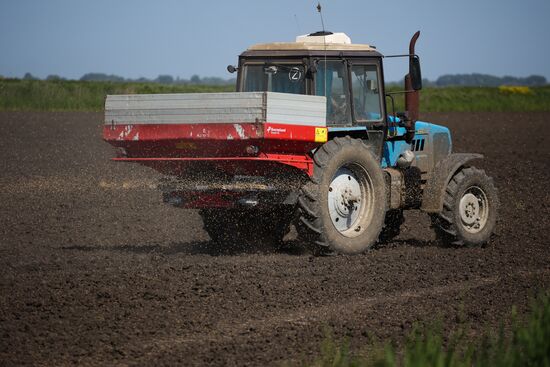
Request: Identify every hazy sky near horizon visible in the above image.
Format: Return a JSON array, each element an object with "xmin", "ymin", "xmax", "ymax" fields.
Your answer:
[{"xmin": 1, "ymin": 0, "xmax": 549, "ymax": 82}]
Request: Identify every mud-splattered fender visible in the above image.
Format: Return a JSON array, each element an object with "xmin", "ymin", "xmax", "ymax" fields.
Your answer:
[{"xmin": 421, "ymin": 153, "xmax": 483, "ymax": 213}]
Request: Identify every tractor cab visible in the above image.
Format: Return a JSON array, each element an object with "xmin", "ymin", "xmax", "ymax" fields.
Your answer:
[
  {"xmin": 233, "ymin": 32, "xmax": 387, "ymax": 129},
  {"xmin": 230, "ymin": 30, "xmax": 428, "ymax": 168}
]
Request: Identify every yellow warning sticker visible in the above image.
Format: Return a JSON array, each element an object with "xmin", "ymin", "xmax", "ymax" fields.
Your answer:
[{"xmin": 314, "ymin": 127, "xmax": 328, "ymax": 143}]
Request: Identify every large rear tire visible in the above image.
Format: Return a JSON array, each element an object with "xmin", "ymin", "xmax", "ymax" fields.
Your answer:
[
  {"xmin": 431, "ymin": 167, "xmax": 498, "ymax": 246},
  {"xmin": 296, "ymin": 136, "xmax": 387, "ymax": 255}
]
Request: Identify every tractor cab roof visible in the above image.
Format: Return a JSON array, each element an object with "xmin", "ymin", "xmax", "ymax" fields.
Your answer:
[{"xmin": 241, "ymin": 31, "xmax": 383, "ymax": 58}]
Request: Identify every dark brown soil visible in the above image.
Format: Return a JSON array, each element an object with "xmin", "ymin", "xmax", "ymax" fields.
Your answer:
[{"xmin": 0, "ymin": 112, "xmax": 549, "ymax": 366}]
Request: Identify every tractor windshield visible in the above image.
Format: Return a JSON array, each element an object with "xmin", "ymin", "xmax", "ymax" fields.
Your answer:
[{"xmin": 242, "ymin": 63, "xmax": 306, "ymax": 95}]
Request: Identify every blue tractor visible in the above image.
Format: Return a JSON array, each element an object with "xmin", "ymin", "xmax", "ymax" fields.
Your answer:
[{"xmin": 223, "ymin": 30, "xmax": 499, "ymax": 254}]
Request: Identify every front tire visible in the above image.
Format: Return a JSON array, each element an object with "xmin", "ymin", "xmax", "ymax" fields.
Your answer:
[
  {"xmin": 431, "ymin": 167, "xmax": 498, "ymax": 246},
  {"xmin": 296, "ymin": 137, "xmax": 386, "ymax": 255}
]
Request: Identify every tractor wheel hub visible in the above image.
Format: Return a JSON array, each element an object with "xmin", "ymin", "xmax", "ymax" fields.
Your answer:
[
  {"xmin": 328, "ymin": 167, "xmax": 363, "ymax": 233},
  {"xmin": 459, "ymin": 186, "xmax": 489, "ymax": 233}
]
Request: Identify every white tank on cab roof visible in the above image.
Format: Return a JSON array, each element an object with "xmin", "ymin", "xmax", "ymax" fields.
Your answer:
[{"xmin": 296, "ymin": 32, "xmax": 352, "ymax": 44}]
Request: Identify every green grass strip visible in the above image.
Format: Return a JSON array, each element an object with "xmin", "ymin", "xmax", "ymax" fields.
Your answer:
[
  {"xmin": 0, "ymin": 79, "xmax": 233, "ymax": 112},
  {"xmin": 300, "ymin": 293, "xmax": 550, "ymax": 367},
  {"xmin": 1, "ymin": 79, "xmax": 549, "ymax": 112}
]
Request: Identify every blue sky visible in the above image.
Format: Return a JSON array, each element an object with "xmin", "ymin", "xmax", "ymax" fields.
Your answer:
[{"xmin": 1, "ymin": 0, "xmax": 549, "ymax": 82}]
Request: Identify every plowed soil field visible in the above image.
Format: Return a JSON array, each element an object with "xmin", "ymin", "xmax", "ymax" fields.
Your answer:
[{"xmin": 1, "ymin": 112, "xmax": 549, "ymax": 366}]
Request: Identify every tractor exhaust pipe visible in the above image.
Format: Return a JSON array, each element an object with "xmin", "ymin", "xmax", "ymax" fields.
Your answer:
[{"xmin": 404, "ymin": 31, "xmax": 421, "ymax": 143}]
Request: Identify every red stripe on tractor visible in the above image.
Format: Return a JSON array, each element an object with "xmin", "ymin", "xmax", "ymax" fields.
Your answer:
[
  {"xmin": 103, "ymin": 122, "xmax": 323, "ymax": 142},
  {"xmin": 103, "ymin": 122, "xmax": 324, "ymax": 177},
  {"xmin": 264, "ymin": 123, "xmax": 322, "ymax": 141},
  {"xmin": 103, "ymin": 123, "xmax": 263, "ymax": 142}
]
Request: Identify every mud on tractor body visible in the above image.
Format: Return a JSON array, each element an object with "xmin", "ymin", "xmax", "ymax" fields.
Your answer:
[{"xmin": 103, "ymin": 31, "xmax": 498, "ymax": 255}]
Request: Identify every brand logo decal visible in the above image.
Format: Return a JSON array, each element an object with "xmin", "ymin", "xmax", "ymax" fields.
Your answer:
[{"xmin": 266, "ymin": 126, "xmax": 287, "ymax": 135}]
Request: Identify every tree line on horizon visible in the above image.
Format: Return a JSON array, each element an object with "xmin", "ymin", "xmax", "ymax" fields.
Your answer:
[
  {"xmin": 428, "ymin": 73, "xmax": 547, "ymax": 87},
  {"xmin": 16, "ymin": 72, "xmax": 236, "ymax": 86},
  {"xmin": 9, "ymin": 71, "xmax": 548, "ymax": 87}
]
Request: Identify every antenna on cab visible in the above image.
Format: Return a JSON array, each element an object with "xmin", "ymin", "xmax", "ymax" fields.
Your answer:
[
  {"xmin": 317, "ymin": 2, "xmax": 326, "ymax": 32},
  {"xmin": 316, "ymin": 2, "xmax": 328, "ymax": 98}
]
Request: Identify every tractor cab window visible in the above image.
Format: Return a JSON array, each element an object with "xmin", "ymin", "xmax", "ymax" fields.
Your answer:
[
  {"xmin": 242, "ymin": 63, "xmax": 306, "ymax": 95},
  {"xmin": 351, "ymin": 64, "xmax": 382, "ymax": 122},
  {"xmin": 315, "ymin": 60, "xmax": 352, "ymax": 126}
]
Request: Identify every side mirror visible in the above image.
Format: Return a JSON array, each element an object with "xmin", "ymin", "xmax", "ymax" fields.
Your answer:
[
  {"xmin": 410, "ymin": 56, "xmax": 422, "ymax": 90},
  {"xmin": 227, "ymin": 65, "xmax": 237, "ymax": 74},
  {"xmin": 264, "ymin": 65, "xmax": 278, "ymax": 74}
]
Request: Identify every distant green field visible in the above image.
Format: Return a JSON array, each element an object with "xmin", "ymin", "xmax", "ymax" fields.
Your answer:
[
  {"xmin": 387, "ymin": 85, "xmax": 550, "ymax": 112},
  {"xmin": 0, "ymin": 79, "xmax": 233, "ymax": 111},
  {"xmin": 1, "ymin": 79, "xmax": 549, "ymax": 112}
]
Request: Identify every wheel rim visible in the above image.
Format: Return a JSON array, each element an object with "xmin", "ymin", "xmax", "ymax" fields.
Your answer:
[
  {"xmin": 327, "ymin": 164, "xmax": 374, "ymax": 238},
  {"xmin": 459, "ymin": 185, "xmax": 489, "ymax": 234}
]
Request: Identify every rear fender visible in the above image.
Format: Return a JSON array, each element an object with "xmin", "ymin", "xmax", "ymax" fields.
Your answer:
[
  {"xmin": 327, "ymin": 127, "xmax": 384, "ymax": 161},
  {"xmin": 421, "ymin": 153, "xmax": 483, "ymax": 213}
]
